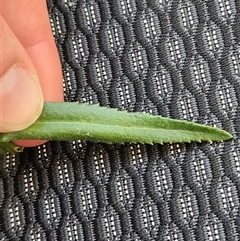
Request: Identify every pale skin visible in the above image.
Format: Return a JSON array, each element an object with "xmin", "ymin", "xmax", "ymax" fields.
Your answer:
[{"xmin": 0, "ymin": 0, "xmax": 63, "ymax": 147}]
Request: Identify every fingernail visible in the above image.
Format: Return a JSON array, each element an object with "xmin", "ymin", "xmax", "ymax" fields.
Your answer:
[{"xmin": 0, "ymin": 66, "xmax": 43, "ymax": 132}]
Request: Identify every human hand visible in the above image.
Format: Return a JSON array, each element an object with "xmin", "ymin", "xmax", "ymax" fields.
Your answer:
[{"xmin": 0, "ymin": 0, "xmax": 63, "ymax": 147}]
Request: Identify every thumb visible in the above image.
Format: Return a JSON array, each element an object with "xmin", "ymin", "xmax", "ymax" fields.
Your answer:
[{"xmin": 0, "ymin": 16, "xmax": 43, "ymax": 133}]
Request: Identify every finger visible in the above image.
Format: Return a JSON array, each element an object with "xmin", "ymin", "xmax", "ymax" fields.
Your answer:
[
  {"xmin": 0, "ymin": 16, "xmax": 44, "ymax": 132},
  {"xmin": 2, "ymin": 0, "xmax": 64, "ymax": 147},
  {"xmin": 2, "ymin": 0, "xmax": 64, "ymax": 102}
]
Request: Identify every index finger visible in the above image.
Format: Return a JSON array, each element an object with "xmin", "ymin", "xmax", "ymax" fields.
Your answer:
[{"xmin": 1, "ymin": 0, "xmax": 64, "ymax": 102}]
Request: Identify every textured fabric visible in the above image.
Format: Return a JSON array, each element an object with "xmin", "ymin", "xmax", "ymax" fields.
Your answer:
[{"xmin": 1, "ymin": 0, "xmax": 240, "ymax": 240}]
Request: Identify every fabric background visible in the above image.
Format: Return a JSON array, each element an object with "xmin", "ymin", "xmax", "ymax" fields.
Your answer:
[{"xmin": 1, "ymin": 0, "xmax": 240, "ymax": 240}]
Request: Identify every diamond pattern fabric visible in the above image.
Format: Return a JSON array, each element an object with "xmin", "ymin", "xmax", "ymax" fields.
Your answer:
[{"xmin": 0, "ymin": 0, "xmax": 240, "ymax": 240}]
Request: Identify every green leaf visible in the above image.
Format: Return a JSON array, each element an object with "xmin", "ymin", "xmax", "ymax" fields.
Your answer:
[
  {"xmin": 0, "ymin": 102, "xmax": 233, "ymax": 154},
  {"xmin": 0, "ymin": 142, "xmax": 24, "ymax": 154}
]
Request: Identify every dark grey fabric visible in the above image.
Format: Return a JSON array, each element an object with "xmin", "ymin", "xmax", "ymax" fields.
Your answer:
[{"xmin": 1, "ymin": 0, "xmax": 240, "ymax": 240}]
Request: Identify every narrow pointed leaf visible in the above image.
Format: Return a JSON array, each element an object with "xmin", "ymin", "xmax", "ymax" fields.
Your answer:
[{"xmin": 0, "ymin": 102, "xmax": 232, "ymax": 154}]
